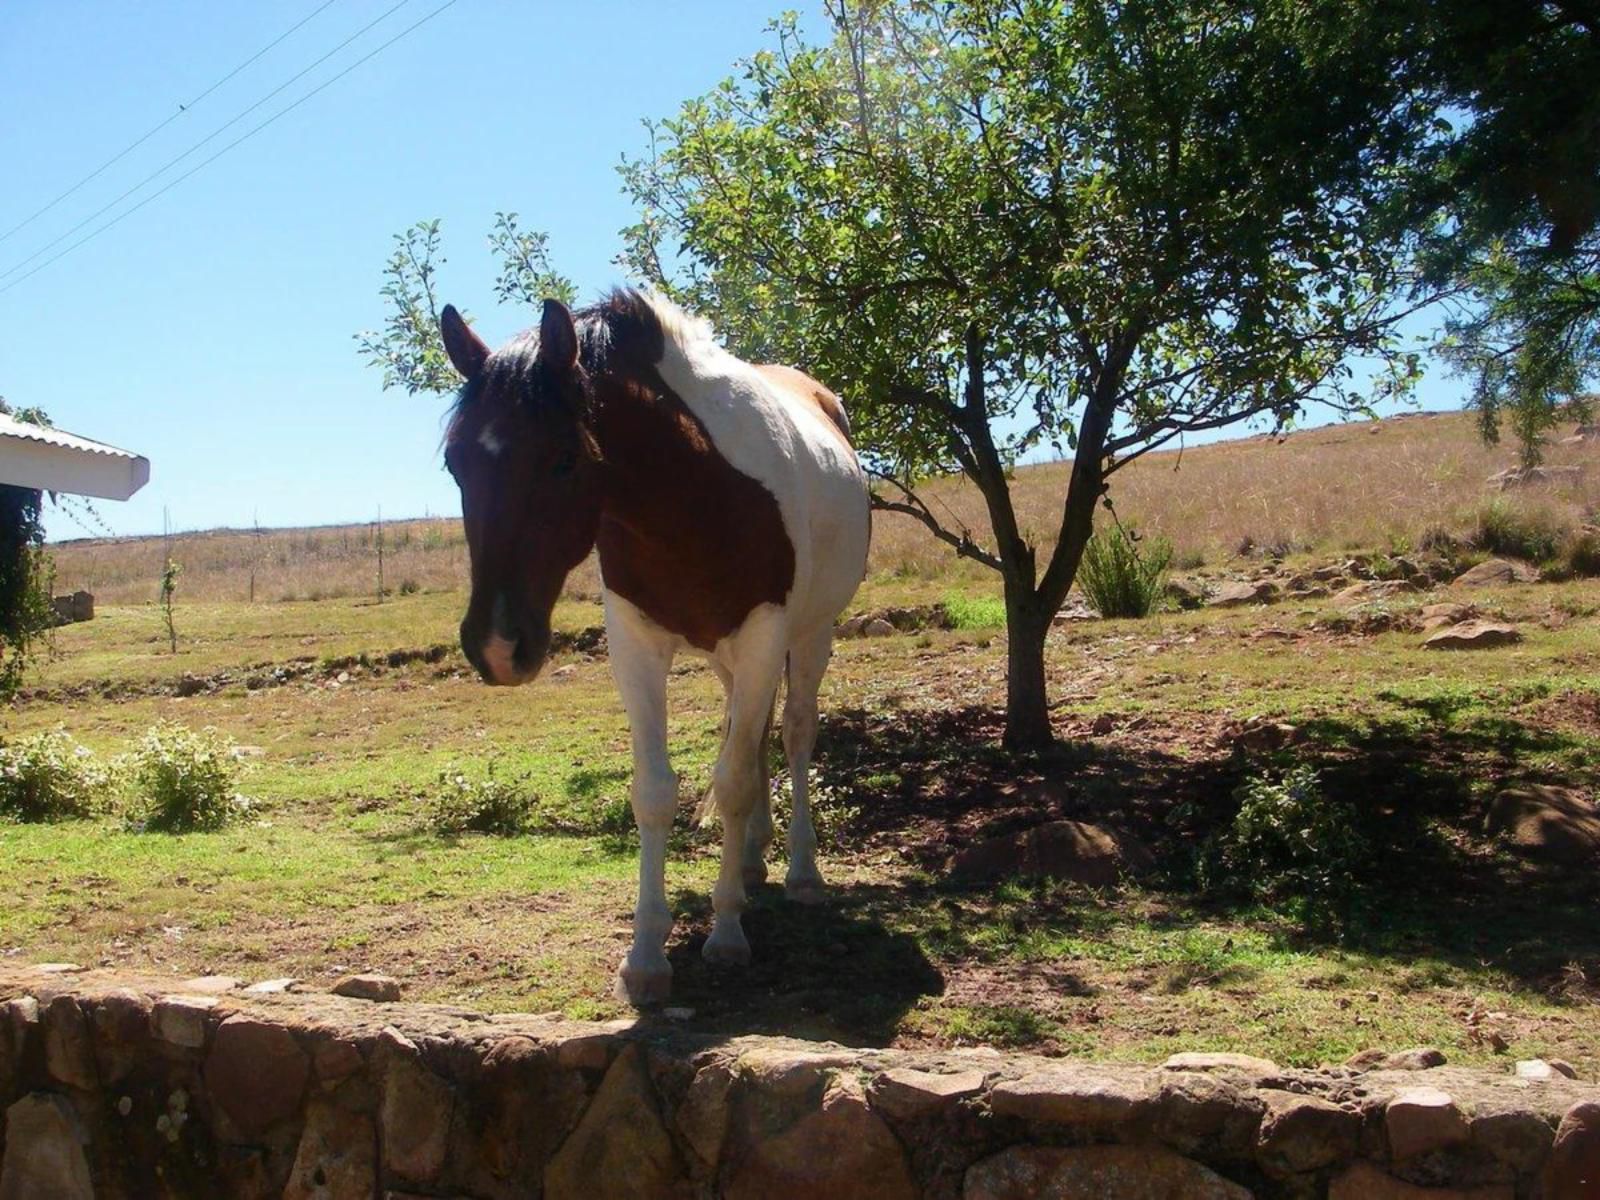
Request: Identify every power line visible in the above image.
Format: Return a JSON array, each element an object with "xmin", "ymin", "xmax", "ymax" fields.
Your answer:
[
  {"xmin": 0, "ymin": 0, "xmax": 417, "ymax": 285},
  {"xmin": 0, "ymin": 0, "xmax": 343, "ymax": 247},
  {"xmin": 0, "ymin": 0, "xmax": 461, "ymax": 298}
]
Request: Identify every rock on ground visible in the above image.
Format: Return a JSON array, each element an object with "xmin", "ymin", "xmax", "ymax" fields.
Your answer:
[
  {"xmin": 1486, "ymin": 785, "xmax": 1600, "ymax": 866},
  {"xmin": 1452, "ymin": 558, "xmax": 1539, "ymax": 587},
  {"xmin": 948, "ymin": 820, "xmax": 1154, "ymax": 886},
  {"xmin": 1422, "ymin": 620, "xmax": 1522, "ymax": 650}
]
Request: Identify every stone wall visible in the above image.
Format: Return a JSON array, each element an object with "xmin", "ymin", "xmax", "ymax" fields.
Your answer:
[{"xmin": 1, "ymin": 964, "xmax": 1595, "ymax": 1199}]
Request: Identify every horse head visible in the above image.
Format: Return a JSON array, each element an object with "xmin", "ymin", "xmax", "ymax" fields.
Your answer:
[{"xmin": 440, "ymin": 299, "xmax": 603, "ymax": 685}]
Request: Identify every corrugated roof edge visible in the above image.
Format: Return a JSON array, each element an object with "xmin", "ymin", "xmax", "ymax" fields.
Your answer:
[{"xmin": 0, "ymin": 412, "xmax": 142, "ymax": 460}]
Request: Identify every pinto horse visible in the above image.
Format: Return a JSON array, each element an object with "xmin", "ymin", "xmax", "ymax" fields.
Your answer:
[{"xmin": 438, "ymin": 290, "xmax": 870, "ymax": 1004}]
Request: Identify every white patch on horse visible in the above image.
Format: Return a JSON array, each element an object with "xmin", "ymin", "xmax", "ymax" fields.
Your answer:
[
  {"xmin": 478, "ymin": 423, "xmax": 505, "ymax": 456},
  {"xmin": 643, "ymin": 291, "xmax": 869, "ymax": 638}
]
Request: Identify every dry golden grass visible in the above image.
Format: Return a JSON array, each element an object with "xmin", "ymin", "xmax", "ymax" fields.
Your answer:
[{"xmin": 48, "ymin": 409, "xmax": 1597, "ymax": 604}]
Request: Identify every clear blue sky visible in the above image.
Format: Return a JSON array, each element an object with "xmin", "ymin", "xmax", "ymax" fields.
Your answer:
[{"xmin": 2, "ymin": 1, "xmax": 1464, "ymax": 542}]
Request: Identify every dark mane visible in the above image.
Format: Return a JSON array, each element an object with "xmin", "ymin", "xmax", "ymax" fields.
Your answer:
[{"xmin": 447, "ymin": 289, "xmax": 665, "ymax": 432}]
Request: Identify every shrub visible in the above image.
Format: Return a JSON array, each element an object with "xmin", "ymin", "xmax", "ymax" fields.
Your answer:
[
  {"xmin": 1201, "ymin": 763, "xmax": 1366, "ymax": 930},
  {"xmin": 126, "ymin": 722, "xmax": 247, "ymax": 832},
  {"xmin": 426, "ymin": 759, "xmax": 535, "ymax": 835},
  {"xmin": 1560, "ymin": 527, "xmax": 1600, "ymax": 577},
  {"xmin": 941, "ymin": 592, "xmax": 1006, "ymax": 629},
  {"xmin": 397, "ymin": 578, "xmax": 421, "ymax": 596},
  {"xmin": 1471, "ymin": 498, "xmax": 1565, "ymax": 562},
  {"xmin": 769, "ymin": 766, "xmax": 861, "ymax": 856},
  {"xmin": 1079, "ymin": 526, "xmax": 1172, "ymax": 618},
  {"xmin": 0, "ymin": 730, "xmax": 112, "ymax": 822}
]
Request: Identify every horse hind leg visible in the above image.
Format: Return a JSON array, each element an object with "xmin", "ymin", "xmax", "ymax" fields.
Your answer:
[
  {"xmin": 782, "ymin": 628, "xmax": 833, "ymax": 905},
  {"xmin": 742, "ymin": 700, "xmax": 776, "ymax": 889}
]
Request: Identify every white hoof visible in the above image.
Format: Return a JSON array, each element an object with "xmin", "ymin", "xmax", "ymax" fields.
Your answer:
[
  {"xmin": 614, "ymin": 958, "xmax": 672, "ymax": 1007},
  {"xmin": 784, "ymin": 874, "xmax": 828, "ymax": 906},
  {"xmin": 702, "ymin": 922, "xmax": 751, "ymax": 966}
]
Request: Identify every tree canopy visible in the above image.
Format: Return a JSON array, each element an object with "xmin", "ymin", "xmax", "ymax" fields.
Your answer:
[{"xmin": 621, "ymin": 0, "xmax": 1433, "ymax": 745}]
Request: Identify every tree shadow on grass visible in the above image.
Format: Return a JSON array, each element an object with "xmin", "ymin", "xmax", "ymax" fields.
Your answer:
[{"xmin": 806, "ymin": 701, "xmax": 1600, "ymax": 999}]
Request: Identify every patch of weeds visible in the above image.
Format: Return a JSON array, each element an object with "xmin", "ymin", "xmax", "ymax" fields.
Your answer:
[
  {"xmin": 1198, "ymin": 763, "xmax": 1367, "ymax": 933},
  {"xmin": 770, "ymin": 766, "xmax": 862, "ymax": 855},
  {"xmin": 1080, "ymin": 526, "xmax": 1173, "ymax": 618},
  {"xmin": 425, "ymin": 757, "xmax": 536, "ymax": 835},
  {"xmin": 1471, "ymin": 498, "xmax": 1565, "ymax": 563},
  {"xmin": 941, "ymin": 592, "xmax": 1006, "ymax": 629},
  {"xmin": 126, "ymin": 722, "xmax": 250, "ymax": 833},
  {"xmin": 920, "ymin": 1002, "xmax": 1059, "ymax": 1048},
  {"xmin": 1558, "ymin": 528, "xmax": 1600, "ymax": 578},
  {"xmin": 0, "ymin": 730, "xmax": 114, "ymax": 822}
]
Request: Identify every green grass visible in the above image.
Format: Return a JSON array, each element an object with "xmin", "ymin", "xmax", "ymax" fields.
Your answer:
[
  {"xmin": 941, "ymin": 591, "xmax": 1006, "ymax": 629},
  {"xmin": 4, "ymin": 570, "xmax": 1598, "ymax": 1071}
]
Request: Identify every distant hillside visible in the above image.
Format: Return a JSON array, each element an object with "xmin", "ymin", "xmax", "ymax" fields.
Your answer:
[{"xmin": 48, "ymin": 409, "xmax": 1597, "ymax": 604}]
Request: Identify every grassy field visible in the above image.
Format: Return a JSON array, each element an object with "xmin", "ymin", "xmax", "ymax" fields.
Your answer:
[
  {"xmin": 6, "ymin": 407, "xmax": 1597, "ymax": 1070},
  {"xmin": 46, "ymin": 408, "xmax": 1600, "ymax": 603}
]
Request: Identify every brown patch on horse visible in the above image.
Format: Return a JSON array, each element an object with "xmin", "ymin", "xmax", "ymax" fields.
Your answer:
[
  {"xmin": 756, "ymin": 363, "xmax": 853, "ymax": 449},
  {"xmin": 591, "ymin": 302, "xmax": 795, "ymax": 651}
]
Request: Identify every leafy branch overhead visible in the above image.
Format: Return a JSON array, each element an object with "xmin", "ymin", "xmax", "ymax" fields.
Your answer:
[{"xmin": 354, "ymin": 213, "xmax": 576, "ymax": 396}]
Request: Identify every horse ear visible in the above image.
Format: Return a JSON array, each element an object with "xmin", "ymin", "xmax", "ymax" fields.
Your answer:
[
  {"xmin": 540, "ymin": 299, "xmax": 578, "ymax": 374},
  {"xmin": 440, "ymin": 304, "xmax": 489, "ymax": 380}
]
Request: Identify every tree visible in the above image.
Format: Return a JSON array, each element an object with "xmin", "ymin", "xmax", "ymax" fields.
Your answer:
[
  {"xmin": 1405, "ymin": 2, "xmax": 1600, "ymax": 465},
  {"xmin": 355, "ymin": 212, "xmax": 576, "ymax": 395},
  {"xmin": 0, "ymin": 398, "xmax": 56, "ymax": 699},
  {"xmin": 620, "ymin": 0, "xmax": 1431, "ymax": 747}
]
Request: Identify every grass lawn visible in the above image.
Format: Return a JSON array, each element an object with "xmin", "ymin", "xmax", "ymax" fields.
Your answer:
[{"xmin": 4, "ymin": 572, "xmax": 1598, "ymax": 1072}]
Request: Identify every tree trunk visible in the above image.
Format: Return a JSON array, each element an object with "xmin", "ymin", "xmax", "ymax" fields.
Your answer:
[{"xmin": 1002, "ymin": 588, "xmax": 1052, "ymax": 751}]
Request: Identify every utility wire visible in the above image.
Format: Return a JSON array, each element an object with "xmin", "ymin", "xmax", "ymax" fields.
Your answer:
[
  {"xmin": 0, "ymin": 0, "xmax": 342, "ymax": 247},
  {"xmin": 0, "ymin": 0, "xmax": 417, "ymax": 284},
  {"xmin": 0, "ymin": 0, "xmax": 460, "ymax": 298}
]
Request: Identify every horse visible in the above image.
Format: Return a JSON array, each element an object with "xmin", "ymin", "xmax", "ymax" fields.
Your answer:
[{"xmin": 437, "ymin": 289, "xmax": 870, "ymax": 1005}]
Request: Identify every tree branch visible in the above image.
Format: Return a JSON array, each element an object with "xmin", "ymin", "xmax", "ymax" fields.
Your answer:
[{"xmin": 868, "ymin": 470, "xmax": 1002, "ymax": 571}]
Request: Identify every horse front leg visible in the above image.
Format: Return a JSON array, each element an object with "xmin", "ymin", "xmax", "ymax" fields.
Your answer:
[
  {"xmin": 703, "ymin": 611, "xmax": 787, "ymax": 965},
  {"xmin": 606, "ymin": 596, "xmax": 679, "ymax": 1006}
]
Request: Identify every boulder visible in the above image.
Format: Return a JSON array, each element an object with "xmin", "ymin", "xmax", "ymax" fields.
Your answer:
[
  {"xmin": 331, "ymin": 973, "xmax": 401, "ymax": 1002},
  {"xmin": 1486, "ymin": 785, "xmax": 1600, "ymax": 865},
  {"xmin": 0, "ymin": 1092, "xmax": 94, "ymax": 1200},
  {"xmin": 871, "ymin": 1066, "xmax": 987, "ymax": 1120},
  {"xmin": 1165, "ymin": 578, "xmax": 1206, "ymax": 609},
  {"xmin": 1386, "ymin": 1086, "xmax": 1470, "ymax": 1160},
  {"xmin": 1345, "ymin": 1047, "xmax": 1446, "ymax": 1072},
  {"xmin": 153, "ymin": 994, "xmax": 216, "ymax": 1049},
  {"xmin": 1423, "ymin": 621, "xmax": 1522, "ymax": 650},
  {"xmin": 1488, "ymin": 464, "xmax": 1584, "ymax": 490},
  {"xmin": 1452, "ymin": 558, "xmax": 1539, "ymax": 588},
  {"xmin": 545, "ymin": 1044, "xmax": 688, "ymax": 1200},
  {"xmin": 1257, "ymin": 1090, "xmax": 1360, "ymax": 1175},
  {"xmin": 1329, "ymin": 1161, "xmax": 1511, "ymax": 1199},
  {"xmin": 1331, "ymin": 579, "xmax": 1416, "ymax": 607},
  {"xmin": 964, "ymin": 1144, "xmax": 1252, "ymax": 1200},
  {"xmin": 725, "ymin": 1078, "xmax": 915, "ymax": 1200},
  {"xmin": 862, "ymin": 617, "xmax": 897, "ymax": 637},
  {"xmin": 1419, "ymin": 603, "xmax": 1476, "ymax": 631},
  {"xmin": 378, "ymin": 1029, "xmax": 454, "ymax": 1186},
  {"xmin": 949, "ymin": 820, "xmax": 1154, "ymax": 886},
  {"xmin": 990, "ymin": 1065, "xmax": 1154, "ymax": 1127},
  {"xmin": 1543, "ymin": 1100, "xmax": 1600, "ymax": 1200},
  {"xmin": 283, "ymin": 1101, "xmax": 377, "ymax": 1200},
  {"xmin": 1208, "ymin": 579, "xmax": 1278, "ymax": 607},
  {"xmin": 1163, "ymin": 1052, "xmax": 1280, "ymax": 1078},
  {"xmin": 205, "ymin": 1015, "xmax": 310, "ymax": 1137},
  {"xmin": 43, "ymin": 996, "xmax": 96, "ymax": 1091}
]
